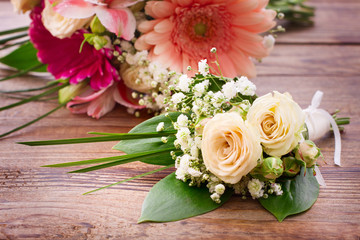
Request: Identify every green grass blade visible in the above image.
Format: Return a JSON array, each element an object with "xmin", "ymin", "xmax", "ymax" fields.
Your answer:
[
  {"xmin": 0, "ymin": 40, "xmax": 29, "ymax": 51},
  {"xmin": 0, "ymin": 63, "xmax": 45, "ymax": 82},
  {"xmin": 0, "ymin": 82, "xmax": 66, "ymax": 111},
  {"xmin": 0, "ymin": 26, "xmax": 28, "ymax": 36},
  {"xmin": 42, "ymin": 155, "xmax": 130, "ymax": 168},
  {"xmin": 87, "ymin": 131, "xmax": 176, "ymax": 136},
  {"xmin": 0, "ymin": 103, "xmax": 66, "ymax": 139},
  {"xmin": 0, "ymin": 33, "xmax": 28, "ymax": 45},
  {"xmin": 0, "ymin": 80, "xmax": 59, "ymax": 94},
  {"xmin": 19, "ymin": 132, "xmax": 176, "ymax": 146},
  {"xmin": 83, "ymin": 164, "xmax": 174, "ymax": 195},
  {"xmin": 69, "ymin": 148, "xmax": 176, "ymax": 173}
]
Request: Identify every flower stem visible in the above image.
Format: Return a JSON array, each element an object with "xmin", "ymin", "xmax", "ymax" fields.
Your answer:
[
  {"xmin": 0, "ymin": 40, "xmax": 29, "ymax": 51},
  {"xmin": 0, "ymin": 80, "xmax": 60, "ymax": 94},
  {"xmin": 83, "ymin": 164, "xmax": 175, "ymax": 195},
  {"xmin": 0, "ymin": 26, "xmax": 28, "ymax": 36},
  {"xmin": 0, "ymin": 103, "xmax": 66, "ymax": 139},
  {"xmin": 0, "ymin": 33, "xmax": 28, "ymax": 45},
  {"xmin": 18, "ymin": 132, "xmax": 177, "ymax": 146},
  {"xmin": 0, "ymin": 82, "xmax": 68, "ymax": 111},
  {"xmin": 0, "ymin": 63, "xmax": 45, "ymax": 82}
]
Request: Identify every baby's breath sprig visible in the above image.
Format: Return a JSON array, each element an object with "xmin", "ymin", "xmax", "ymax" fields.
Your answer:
[{"xmin": 158, "ymin": 56, "xmax": 262, "ymax": 203}]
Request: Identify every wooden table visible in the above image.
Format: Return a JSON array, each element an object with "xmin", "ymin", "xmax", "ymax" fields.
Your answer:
[{"xmin": 1, "ymin": 0, "xmax": 359, "ymax": 239}]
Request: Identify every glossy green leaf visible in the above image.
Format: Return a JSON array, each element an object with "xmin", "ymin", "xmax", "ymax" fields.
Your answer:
[
  {"xmin": 259, "ymin": 167, "xmax": 319, "ymax": 222},
  {"xmin": 0, "ymin": 42, "xmax": 47, "ymax": 72},
  {"xmin": 138, "ymin": 172, "xmax": 234, "ymax": 223},
  {"xmin": 113, "ymin": 112, "xmax": 184, "ymax": 165}
]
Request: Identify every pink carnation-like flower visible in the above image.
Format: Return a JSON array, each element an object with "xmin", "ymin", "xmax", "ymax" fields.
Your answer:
[
  {"xmin": 135, "ymin": 0, "xmax": 276, "ymax": 78},
  {"xmin": 49, "ymin": 0, "xmax": 137, "ymax": 40},
  {"xmin": 67, "ymin": 81, "xmax": 144, "ymax": 119},
  {"xmin": 29, "ymin": 3, "xmax": 120, "ymax": 90}
]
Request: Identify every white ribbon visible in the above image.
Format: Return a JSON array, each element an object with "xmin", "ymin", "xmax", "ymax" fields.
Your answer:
[{"xmin": 303, "ymin": 91, "xmax": 341, "ymax": 166}]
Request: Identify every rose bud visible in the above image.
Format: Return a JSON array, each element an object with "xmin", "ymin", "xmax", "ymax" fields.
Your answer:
[
  {"xmin": 251, "ymin": 157, "xmax": 284, "ymax": 181},
  {"xmin": 58, "ymin": 81, "xmax": 88, "ymax": 104},
  {"xmin": 282, "ymin": 156, "xmax": 301, "ymax": 177},
  {"xmin": 294, "ymin": 140, "xmax": 321, "ymax": 167},
  {"xmin": 90, "ymin": 16, "xmax": 106, "ymax": 34}
]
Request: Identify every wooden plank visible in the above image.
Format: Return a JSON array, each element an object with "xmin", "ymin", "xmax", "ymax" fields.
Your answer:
[
  {"xmin": 1, "ymin": 0, "xmax": 360, "ymax": 46},
  {"xmin": 1, "ymin": 44, "xmax": 359, "ymax": 239},
  {"xmin": 0, "ymin": 2, "xmax": 30, "ymax": 31},
  {"xmin": 276, "ymin": 0, "xmax": 360, "ymax": 44},
  {"xmin": 1, "ymin": 1, "xmax": 360, "ymax": 239},
  {"xmin": 257, "ymin": 45, "xmax": 360, "ymax": 77}
]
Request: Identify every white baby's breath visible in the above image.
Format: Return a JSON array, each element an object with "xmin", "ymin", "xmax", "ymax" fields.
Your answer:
[
  {"xmin": 215, "ymin": 184, "xmax": 225, "ymax": 195},
  {"xmin": 263, "ymin": 35, "xmax": 275, "ymax": 49},
  {"xmin": 222, "ymin": 81, "xmax": 237, "ymax": 99},
  {"xmin": 177, "ymin": 74, "xmax": 191, "ymax": 92},
  {"xmin": 271, "ymin": 183, "xmax": 283, "ymax": 196},
  {"xmin": 193, "ymin": 80, "xmax": 209, "ymax": 97},
  {"xmin": 198, "ymin": 59, "xmax": 209, "ymax": 76},
  {"xmin": 176, "ymin": 114, "xmax": 189, "ymax": 128},
  {"xmin": 248, "ymin": 179, "xmax": 265, "ymax": 199},
  {"xmin": 171, "ymin": 92, "xmax": 186, "ymax": 104},
  {"xmin": 156, "ymin": 122, "xmax": 165, "ymax": 132}
]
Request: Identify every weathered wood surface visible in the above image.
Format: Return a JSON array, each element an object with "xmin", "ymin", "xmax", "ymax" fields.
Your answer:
[{"xmin": 1, "ymin": 0, "xmax": 360, "ymax": 239}]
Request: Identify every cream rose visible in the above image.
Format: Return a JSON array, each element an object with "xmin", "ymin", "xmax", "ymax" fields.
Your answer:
[
  {"xmin": 11, "ymin": 0, "xmax": 40, "ymax": 13},
  {"xmin": 201, "ymin": 112, "xmax": 262, "ymax": 184},
  {"xmin": 42, "ymin": 0, "xmax": 92, "ymax": 39},
  {"xmin": 247, "ymin": 91, "xmax": 305, "ymax": 157},
  {"xmin": 120, "ymin": 63, "xmax": 153, "ymax": 93}
]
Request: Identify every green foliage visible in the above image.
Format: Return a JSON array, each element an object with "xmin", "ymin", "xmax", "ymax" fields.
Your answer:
[
  {"xmin": 138, "ymin": 172, "xmax": 233, "ymax": 223},
  {"xmin": 268, "ymin": 0, "xmax": 315, "ymax": 25},
  {"xmin": 114, "ymin": 112, "xmax": 184, "ymax": 165},
  {"xmin": 0, "ymin": 42, "xmax": 47, "ymax": 72},
  {"xmin": 259, "ymin": 167, "xmax": 319, "ymax": 222}
]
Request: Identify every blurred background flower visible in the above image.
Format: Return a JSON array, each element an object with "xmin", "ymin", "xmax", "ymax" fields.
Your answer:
[{"xmin": 135, "ymin": 0, "xmax": 276, "ymax": 78}]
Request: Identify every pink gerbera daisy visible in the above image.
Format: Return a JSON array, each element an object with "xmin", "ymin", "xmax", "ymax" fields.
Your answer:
[{"xmin": 135, "ymin": 0, "xmax": 276, "ymax": 78}]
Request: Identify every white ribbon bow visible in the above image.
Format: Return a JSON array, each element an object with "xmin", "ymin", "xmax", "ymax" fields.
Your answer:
[
  {"xmin": 303, "ymin": 91, "xmax": 342, "ymax": 186},
  {"xmin": 303, "ymin": 91, "xmax": 341, "ymax": 166}
]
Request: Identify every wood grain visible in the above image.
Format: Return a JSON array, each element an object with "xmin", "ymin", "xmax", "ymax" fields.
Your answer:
[
  {"xmin": 276, "ymin": 0, "xmax": 360, "ymax": 44},
  {"xmin": 1, "ymin": 0, "xmax": 360, "ymax": 239}
]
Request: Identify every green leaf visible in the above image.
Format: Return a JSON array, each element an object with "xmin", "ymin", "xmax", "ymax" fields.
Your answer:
[
  {"xmin": 0, "ymin": 26, "xmax": 28, "ymax": 36},
  {"xmin": 113, "ymin": 112, "xmax": 184, "ymax": 166},
  {"xmin": 0, "ymin": 42, "xmax": 47, "ymax": 72},
  {"xmin": 19, "ymin": 131, "xmax": 176, "ymax": 146},
  {"xmin": 138, "ymin": 172, "xmax": 234, "ymax": 223},
  {"xmin": 259, "ymin": 167, "xmax": 319, "ymax": 222}
]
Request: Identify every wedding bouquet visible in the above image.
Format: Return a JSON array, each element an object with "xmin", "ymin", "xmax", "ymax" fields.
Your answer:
[
  {"xmin": 1, "ymin": 0, "xmax": 282, "ymax": 138},
  {"xmin": 21, "ymin": 57, "xmax": 349, "ymax": 222}
]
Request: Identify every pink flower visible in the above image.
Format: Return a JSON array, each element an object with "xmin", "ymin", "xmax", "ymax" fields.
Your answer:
[
  {"xmin": 49, "ymin": 0, "xmax": 137, "ymax": 40},
  {"xmin": 29, "ymin": 3, "xmax": 120, "ymax": 90},
  {"xmin": 135, "ymin": 0, "xmax": 276, "ymax": 78},
  {"xmin": 67, "ymin": 81, "xmax": 144, "ymax": 119}
]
